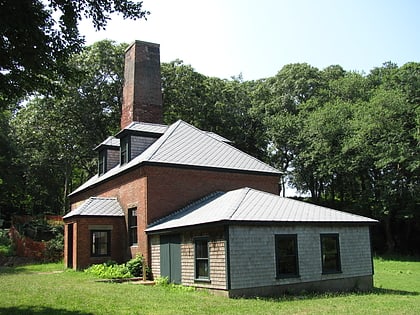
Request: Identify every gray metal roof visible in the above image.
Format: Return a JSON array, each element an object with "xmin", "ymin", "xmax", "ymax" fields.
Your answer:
[
  {"xmin": 140, "ymin": 120, "xmax": 279, "ymax": 172},
  {"xmin": 63, "ymin": 197, "xmax": 124, "ymax": 219},
  {"xmin": 145, "ymin": 188, "xmax": 378, "ymax": 232},
  {"xmin": 94, "ymin": 136, "xmax": 120, "ymax": 150},
  {"xmin": 122, "ymin": 121, "xmax": 169, "ymax": 134},
  {"xmin": 119, "ymin": 121, "xmax": 231, "ymax": 142},
  {"xmin": 70, "ymin": 120, "xmax": 280, "ymax": 196}
]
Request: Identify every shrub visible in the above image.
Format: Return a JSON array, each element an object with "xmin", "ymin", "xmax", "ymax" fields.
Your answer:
[
  {"xmin": 44, "ymin": 232, "xmax": 64, "ymax": 262},
  {"xmin": 84, "ymin": 262, "xmax": 132, "ymax": 279},
  {"xmin": 0, "ymin": 229, "xmax": 13, "ymax": 257},
  {"xmin": 126, "ymin": 254, "xmax": 151, "ymax": 278}
]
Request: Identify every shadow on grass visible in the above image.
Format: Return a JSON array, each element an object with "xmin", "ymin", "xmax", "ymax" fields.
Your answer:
[
  {"xmin": 0, "ymin": 307, "xmax": 93, "ymax": 315},
  {"xmin": 375, "ymin": 255, "xmax": 420, "ymax": 262},
  {"xmin": 252, "ymin": 286, "xmax": 419, "ymax": 303},
  {"xmin": 372, "ymin": 287, "xmax": 419, "ymax": 296}
]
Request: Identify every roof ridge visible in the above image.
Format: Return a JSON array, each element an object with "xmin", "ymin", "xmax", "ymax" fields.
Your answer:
[
  {"xmin": 169, "ymin": 120, "xmax": 280, "ymax": 173},
  {"xmin": 145, "ymin": 120, "xmax": 183, "ymax": 161},
  {"xmin": 147, "ymin": 191, "xmax": 224, "ymax": 228},
  {"xmin": 227, "ymin": 187, "xmax": 252, "ymax": 219},
  {"xmin": 186, "ymin": 121, "xmax": 280, "ymax": 173}
]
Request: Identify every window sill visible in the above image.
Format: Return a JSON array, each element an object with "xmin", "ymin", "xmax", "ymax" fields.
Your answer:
[
  {"xmin": 276, "ymin": 275, "xmax": 300, "ymax": 280},
  {"xmin": 321, "ymin": 271, "xmax": 342, "ymax": 275},
  {"xmin": 194, "ymin": 278, "xmax": 211, "ymax": 283}
]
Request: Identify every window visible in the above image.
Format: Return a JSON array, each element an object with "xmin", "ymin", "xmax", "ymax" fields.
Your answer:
[
  {"xmin": 98, "ymin": 150, "xmax": 106, "ymax": 175},
  {"xmin": 321, "ymin": 234, "xmax": 341, "ymax": 274},
  {"xmin": 195, "ymin": 238, "xmax": 209, "ymax": 280},
  {"xmin": 129, "ymin": 208, "xmax": 138, "ymax": 246},
  {"xmin": 91, "ymin": 231, "xmax": 111, "ymax": 257},
  {"xmin": 275, "ymin": 234, "xmax": 299, "ymax": 278},
  {"xmin": 120, "ymin": 136, "xmax": 130, "ymax": 165}
]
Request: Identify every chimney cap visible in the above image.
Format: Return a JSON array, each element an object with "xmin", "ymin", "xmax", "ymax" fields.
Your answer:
[{"xmin": 125, "ymin": 40, "xmax": 160, "ymax": 53}]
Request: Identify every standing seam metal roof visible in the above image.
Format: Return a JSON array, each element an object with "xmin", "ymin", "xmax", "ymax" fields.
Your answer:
[
  {"xmin": 63, "ymin": 197, "xmax": 124, "ymax": 219},
  {"xmin": 145, "ymin": 187, "xmax": 378, "ymax": 232},
  {"xmin": 69, "ymin": 120, "xmax": 280, "ymax": 196}
]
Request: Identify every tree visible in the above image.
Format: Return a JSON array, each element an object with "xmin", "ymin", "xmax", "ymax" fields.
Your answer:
[
  {"xmin": 0, "ymin": 0, "xmax": 148, "ymax": 109},
  {"xmin": 11, "ymin": 40, "xmax": 127, "ymax": 215},
  {"xmin": 253, "ymin": 63, "xmax": 322, "ymax": 196},
  {"xmin": 162, "ymin": 61, "xmax": 266, "ymax": 158}
]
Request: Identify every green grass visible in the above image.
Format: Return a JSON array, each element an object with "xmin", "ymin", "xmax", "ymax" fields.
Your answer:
[{"xmin": 0, "ymin": 257, "xmax": 419, "ymax": 315}]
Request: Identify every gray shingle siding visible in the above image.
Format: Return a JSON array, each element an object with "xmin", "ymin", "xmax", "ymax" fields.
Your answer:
[
  {"xmin": 228, "ymin": 225, "xmax": 373, "ymax": 290},
  {"xmin": 130, "ymin": 135, "xmax": 158, "ymax": 159}
]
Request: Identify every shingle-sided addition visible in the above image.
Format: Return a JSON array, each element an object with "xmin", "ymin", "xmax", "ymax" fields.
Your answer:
[{"xmin": 146, "ymin": 188, "xmax": 378, "ymax": 297}]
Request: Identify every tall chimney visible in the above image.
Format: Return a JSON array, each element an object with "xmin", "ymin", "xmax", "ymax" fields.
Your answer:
[{"xmin": 121, "ymin": 41, "xmax": 163, "ymax": 129}]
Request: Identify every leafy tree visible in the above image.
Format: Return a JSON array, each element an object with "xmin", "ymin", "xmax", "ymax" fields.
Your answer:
[
  {"xmin": 0, "ymin": 0, "xmax": 148, "ymax": 109},
  {"xmin": 11, "ymin": 40, "xmax": 127, "ymax": 215},
  {"xmin": 162, "ymin": 61, "xmax": 266, "ymax": 158}
]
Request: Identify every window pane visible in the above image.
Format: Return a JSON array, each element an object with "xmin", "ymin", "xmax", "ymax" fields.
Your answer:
[
  {"xmin": 129, "ymin": 208, "xmax": 137, "ymax": 245},
  {"xmin": 91, "ymin": 231, "xmax": 110, "ymax": 256},
  {"xmin": 195, "ymin": 239, "xmax": 209, "ymax": 279},
  {"xmin": 196, "ymin": 260, "xmax": 209, "ymax": 278},
  {"xmin": 195, "ymin": 240, "xmax": 208, "ymax": 258},
  {"xmin": 321, "ymin": 235, "xmax": 340, "ymax": 273},
  {"xmin": 276, "ymin": 235, "xmax": 298, "ymax": 277}
]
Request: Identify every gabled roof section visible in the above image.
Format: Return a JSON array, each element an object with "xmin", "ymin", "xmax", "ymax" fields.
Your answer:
[
  {"xmin": 145, "ymin": 188, "xmax": 378, "ymax": 232},
  {"xmin": 116, "ymin": 121, "xmax": 168, "ymax": 138},
  {"xmin": 94, "ymin": 136, "xmax": 120, "ymax": 151},
  {"xmin": 116, "ymin": 121, "xmax": 231, "ymax": 142},
  {"xmin": 139, "ymin": 120, "xmax": 280, "ymax": 173},
  {"xmin": 63, "ymin": 197, "xmax": 124, "ymax": 219},
  {"xmin": 69, "ymin": 120, "xmax": 280, "ymax": 196}
]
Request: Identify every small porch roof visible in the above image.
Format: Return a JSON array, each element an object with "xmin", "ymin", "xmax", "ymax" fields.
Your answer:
[{"xmin": 63, "ymin": 197, "xmax": 124, "ymax": 219}]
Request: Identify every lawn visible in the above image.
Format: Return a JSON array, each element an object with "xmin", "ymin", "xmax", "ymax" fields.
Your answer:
[{"xmin": 0, "ymin": 257, "xmax": 419, "ymax": 315}]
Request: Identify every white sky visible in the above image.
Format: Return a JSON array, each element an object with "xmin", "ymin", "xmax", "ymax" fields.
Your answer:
[{"xmin": 79, "ymin": 0, "xmax": 420, "ymax": 81}]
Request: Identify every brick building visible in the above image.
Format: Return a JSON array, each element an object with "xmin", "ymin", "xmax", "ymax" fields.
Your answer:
[{"xmin": 63, "ymin": 40, "xmax": 377, "ymax": 297}]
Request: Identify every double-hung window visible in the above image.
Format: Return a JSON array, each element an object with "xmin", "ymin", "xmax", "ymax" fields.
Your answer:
[
  {"xmin": 195, "ymin": 238, "xmax": 209, "ymax": 280},
  {"xmin": 275, "ymin": 234, "xmax": 299, "ymax": 278},
  {"xmin": 91, "ymin": 230, "xmax": 111, "ymax": 257},
  {"xmin": 120, "ymin": 136, "xmax": 129, "ymax": 165},
  {"xmin": 129, "ymin": 207, "xmax": 138, "ymax": 246},
  {"xmin": 98, "ymin": 150, "xmax": 106, "ymax": 175},
  {"xmin": 320, "ymin": 234, "xmax": 341, "ymax": 274}
]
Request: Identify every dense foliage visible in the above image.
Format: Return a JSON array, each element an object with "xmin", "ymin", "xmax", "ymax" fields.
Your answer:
[
  {"xmin": 84, "ymin": 255, "xmax": 149, "ymax": 279},
  {"xmin": 0, "ymin": 0, "xmax": 148, "ymax": 109},
  {"xmin": 0, "ymin": 40, "xmax": 418, "ymax": 254}
]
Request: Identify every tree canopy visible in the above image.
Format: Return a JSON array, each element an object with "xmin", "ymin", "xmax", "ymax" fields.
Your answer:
[
  {"xmin": 0, "ymin": 0, "xmax": 148, "ymax": 108},
  {"xmin": 0, "ymin": 38, "xmax": 418, "ymax": 254}
]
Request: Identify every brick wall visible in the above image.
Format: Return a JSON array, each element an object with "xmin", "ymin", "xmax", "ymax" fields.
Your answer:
[
  {"xmin": 64, "ymin": 216, "xmax": 126, "ymax": 269},
  {"xmin": 69, "ymin": 164, "xmax": 280, "ymax": 267},
  {"xmin": 145, "ymin": 165, "xmax": 280, "ymax": 224},
  {"xmin": 121, "ymin": 41, "xmax": 162, "ymax": 128}
]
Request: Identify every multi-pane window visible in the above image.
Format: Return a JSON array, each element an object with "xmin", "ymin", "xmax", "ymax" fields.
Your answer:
[
  {"xmin": 98, "ymin": 150, "xmax": 106, "ymax": 175},
  {"xmin": 91, "ymin": 230, "xmax": 111, "ymax": 257},
  {"xmin": 129, "ymin": 208, "xmax": 138, "ymax": 246},
  {"xmin": 195, "ymin": 238, "xmax": 209, "ymax": 280},
  {"xmin": 275, "ymin": 234, "xmax": 299, "ymax": 278},
  {"xmin": 321, "ymin": 234, "xmax": 341, "ymax": 274},
  {"xmin": 120, "ymin": 136, "xmax": 129, "ymax": 165}
]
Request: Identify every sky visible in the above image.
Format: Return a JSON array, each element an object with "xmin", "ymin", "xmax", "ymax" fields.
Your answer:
[{"xmin": 79, "ymin": 0, "xmax": 420, "ymax": 81}]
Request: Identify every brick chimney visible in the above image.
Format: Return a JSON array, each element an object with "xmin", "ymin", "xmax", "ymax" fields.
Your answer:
[{"xmin": 121, "ymin": 41, "xmax": 163, "ymax": 129}]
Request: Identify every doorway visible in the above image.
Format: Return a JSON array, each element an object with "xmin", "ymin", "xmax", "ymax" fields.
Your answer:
[
  {"xmin": 160, "ymin": 234, "xmax": 181, "ymax": 283},
  {"xmin": 67, "ymin": 224, "xmax": 73, "ymax": 268}
]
